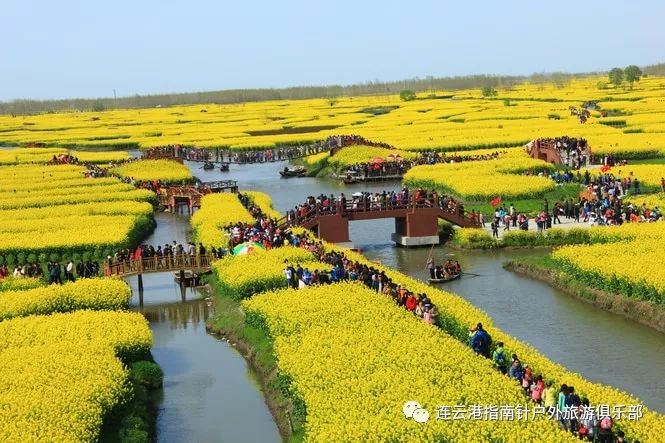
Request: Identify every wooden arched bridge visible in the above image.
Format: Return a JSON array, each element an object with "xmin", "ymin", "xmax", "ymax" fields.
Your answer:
[
  {"xmin": 157, "ymin": 181, "xmax": 238, "ymax": 213},
  {"xmin": 105, "ymin": 255, "xmax": 214, "ymax": 278},
  {"xmin": 278, "ymin": 194, "xmax": 481, "ymax": 246}
]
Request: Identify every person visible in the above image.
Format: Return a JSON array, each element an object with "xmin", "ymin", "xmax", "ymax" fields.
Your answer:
[
  {"xmin": 579, "ymin": 398, "xmax": 598, "ymax": 441},
  {"xmin": 542, "ymin": 380, "xmax": 556, "ymax": 411},
  {"xmin": 552, "ymin": 203, "xmax": 561, "ymax": 225},
  {"xmin": 558, "ymin": 384, "xmax": 569, "ymax": 430},
  {"xmin": 405, "ymin": 292, "xmax": 418, "ymax": 311},
  {"xmin": 530, "ymin": 374, "xmax": 544, "ymax": 404},
  {"xmin": 597, "ymin": 414, "xmax": 613, "ymax": 443},
  {"xmin": 470, "ymin": 322, "xmax": 492, "ymax": 358},
  {"xmin": 565, "ymin": 386, "xmax": 581, "ymax": 433},
  {"xmin": 521, "ymin": 365, "xmax": 532, "ymax": 397},
  {"xmin": 491, "ymin": 219, "xmax": 499, "ymax": 238},
  {"xmin": 426, "ymin": 257, "xmax": 435, "ymax": 279},
  {"xmin": 423, "ymin": 306, "xmax": 433, "ymax": 324},
  {"xmin": 492, "ymin": 341, "xmax": 508, "ymax": 374},
  {"xmin": 49, "ymin": 262, "xmax": 62, "ymax": 285},
  {"xmin": 284, "ymin": 263, "xmax": 293, "ymax": 288},
  {"xmin": 509, "ymin": 354, "xmax": 523, "ymax": 382},
  {"xmin": 65, "ymin": 260, "xmax": 75, "ymax": 282}
]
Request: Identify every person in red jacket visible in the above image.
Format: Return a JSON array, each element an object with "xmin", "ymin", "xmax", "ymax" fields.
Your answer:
[{"xmin": 405, "ymin": 293, "xmax": 418, "ymax": 311}]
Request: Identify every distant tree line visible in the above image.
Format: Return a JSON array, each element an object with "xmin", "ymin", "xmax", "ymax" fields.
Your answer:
[{"xmin": 1, "ymin": 64, "xmax": 662, "ymax": 115}]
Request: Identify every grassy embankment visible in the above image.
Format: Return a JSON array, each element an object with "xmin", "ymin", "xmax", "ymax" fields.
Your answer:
[{"xmin": 505, "ymin": 251, "xmax": 665, "ymax": 333}]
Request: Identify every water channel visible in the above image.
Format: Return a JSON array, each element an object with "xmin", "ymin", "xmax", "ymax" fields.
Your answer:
[
  {"xmin": 130, "ymin": 159, "xmax": 665, "ymax": 441},
  {"xmin": 126, "ymin": 212, "xmax": 280, "ymax": 443}
]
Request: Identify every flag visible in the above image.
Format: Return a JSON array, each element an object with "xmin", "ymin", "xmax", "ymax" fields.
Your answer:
[{"xmin": 490, "ymin": 196, "xmax": 502, "ymax": 207}]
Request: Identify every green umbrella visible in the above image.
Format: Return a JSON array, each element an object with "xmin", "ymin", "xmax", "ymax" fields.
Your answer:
[{"xmin": 232, "ymin": 241, "xmax": 265, "ymax": 255}]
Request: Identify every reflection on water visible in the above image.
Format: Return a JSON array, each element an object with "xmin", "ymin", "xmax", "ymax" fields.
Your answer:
[{"xmin": 141, "ymin": 299, "xmax": 213, "ymax": 329}]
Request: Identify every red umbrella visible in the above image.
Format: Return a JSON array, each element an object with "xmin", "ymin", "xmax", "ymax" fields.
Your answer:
[{"xmin": 372, "ymin": 157, "xmax": 384, "ymax": 164}]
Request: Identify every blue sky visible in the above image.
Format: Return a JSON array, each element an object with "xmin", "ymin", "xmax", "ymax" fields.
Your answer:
[{"xmin": 2, "ymin": 0, "xmax": 664, "ymax": 101}]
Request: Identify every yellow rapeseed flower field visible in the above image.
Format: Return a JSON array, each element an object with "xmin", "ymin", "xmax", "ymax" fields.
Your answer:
[
  {"xmin": 244, "ymin": 282, "xmax": 577, "ymax": 442},
  {"xmin": 0, "ymin": 163, "xmax": 155, "ymax": 259},
  {"xmin": 191, "ymin": 193, "xmax": 254, "ymax": 247},
  {"xmin": 111, "ymin": 159, "xmax": 193, "ymax": 183},
  {"xmin": 0, "ymin": 278, "xmax": 132, "ymax": 320},
  {"xmin": 404, "ymin": 149, "xmax": 555, "ymax": 200},
  {"xmin": 0, "ymin": 310, "xmax": 152, "ymax": 442},
  {"xmin": 214, "ymin": 247, "xmax": 330, "ymax": 299},
  {"xmin": 3, "ymin": 76, "xmax": 665, "ymax": 157}
]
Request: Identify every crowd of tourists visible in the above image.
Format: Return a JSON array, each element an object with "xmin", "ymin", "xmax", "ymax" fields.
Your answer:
[
  {"xmin": 472, "ymin": 325, "xmax": 632, "ymax": 442},
  {"xmin": 488, "ymin": 169, "xmax": 663, "ymax": 236},
  {"xmin": 231, "ymin": 193, "xmax": 444, "ymax": 326},
  {"xmin": 525, "ymin": 137, "xmax": 591, "ymax": 169},
  {"xmin": 426, "ymin": 257, "xmax": 461, "ymax": 280},
  {"xmin": 145, "ymin": 146, "xmax": 213, "ymax": 162},
  {"xmin": 282, "ymin": 188, "xmax": 468, "ymax": 224},
  {"xmin": 3, "ymin": 259, "xmax": 101, "ymax": 284},
  {"xmin": 142, "ymin": 135, "xmax": 387, "ymax": 165},
  {"xmin": 104, "ymin": 241, "xmax": 227, "ymax": 274},
  {"xmin": 577, "ymin": 171, "xmax": 663, "ymax": 224},
  {"xmin": 340, "ymin": 150, "xmax": 506, "ymax": 180},
  {"xmin": 343, "ymin": 160, "xmax": 410, "ymax": 179},
  {"xmin": 48, "ymin": 153, "xmax": 79, "ymax": 165}
]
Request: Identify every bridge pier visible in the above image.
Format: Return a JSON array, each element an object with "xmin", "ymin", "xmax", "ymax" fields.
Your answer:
[
  {"xmin": 313, "ymin": 213, "xmax": 351, "ymax": 244},
  {"xmin": 392, "ymin": 211, "xmax": 440, "ymax": 247},
  {"xmin": 137, "ymin": 273, "xmax": 144, "ymax": 292}
]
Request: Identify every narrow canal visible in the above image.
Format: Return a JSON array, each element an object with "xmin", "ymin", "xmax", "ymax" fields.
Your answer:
[{"xmin": 126, "ymin": 212, "xmax": 280, "ymax": 443}]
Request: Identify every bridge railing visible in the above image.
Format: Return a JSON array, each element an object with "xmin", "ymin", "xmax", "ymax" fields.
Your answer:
[
  {"xmin": 278, "ymin": 194, "xmax": 482, "ymax": 228},
  {"xmin": 105, "ymin": 255, "xmax": 214, "ymax": 277}
]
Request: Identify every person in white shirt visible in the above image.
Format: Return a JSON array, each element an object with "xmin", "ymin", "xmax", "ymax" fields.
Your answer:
[{"xmin": 65, "ymin": 261, "xmax": 75, "ymax": 282}]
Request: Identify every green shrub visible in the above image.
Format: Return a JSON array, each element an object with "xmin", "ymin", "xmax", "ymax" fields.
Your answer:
[
  {"xmin": 119, "ymin": 428, "xmax": 148, "ymax": 443},
  {"xmin": 130, "ymin": 361, "xmax": 163, "ymax": 389}
]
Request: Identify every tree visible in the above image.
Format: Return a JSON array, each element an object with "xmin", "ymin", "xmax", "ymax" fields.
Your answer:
[
  {"xmin": 608, "ymin": 68, "xmax": 624, "ymax": 87},
  {"xmin": 399, "ymin": 90, "xmax": 416, "ymax": 101},
  {"xmin": 91, "ymin": 101, "xmax": 106, "ymax": 112},
  {"xmin": 481, "ymin": 86, "xmax": 497, "ymax": 97},
  {"xmin": 624, "ymin": 65, "xmax": 643, "ymax": 89}
]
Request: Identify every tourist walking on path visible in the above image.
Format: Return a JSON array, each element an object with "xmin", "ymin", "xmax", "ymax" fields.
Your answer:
[
  {"xmin": 470, "ymin": 322, "xmax": 492, "ymax": 358},
  {"xmin": 492, "ymin": 342, "xmax": 507, "ymax": 374}
]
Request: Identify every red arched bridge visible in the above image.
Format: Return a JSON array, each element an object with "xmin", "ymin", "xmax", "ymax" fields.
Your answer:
[{"xmin": 278, "ymin": 194, "xmax": 481, "ymax": 246}]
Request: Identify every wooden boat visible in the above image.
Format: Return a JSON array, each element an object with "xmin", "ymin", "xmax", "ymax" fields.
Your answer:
[
  {"xmin": 219, "ymin": 163, "xmax": 230, "ymax": 172},
  {"xmin": 280, "ymin": 166, "xmax": 307, "ymax": 178},
  {"xmin": 428, "ymin": 273, "xmax": 461, "ymax": 284},
  {"xmin": 202, "ymin": 162, "xmax": 215, "ymax": 170}
]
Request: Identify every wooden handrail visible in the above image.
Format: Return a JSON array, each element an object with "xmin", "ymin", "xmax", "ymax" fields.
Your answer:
[{"xmin": 105, "ymin": 255, "xmax": 214, "ymax": 277}]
